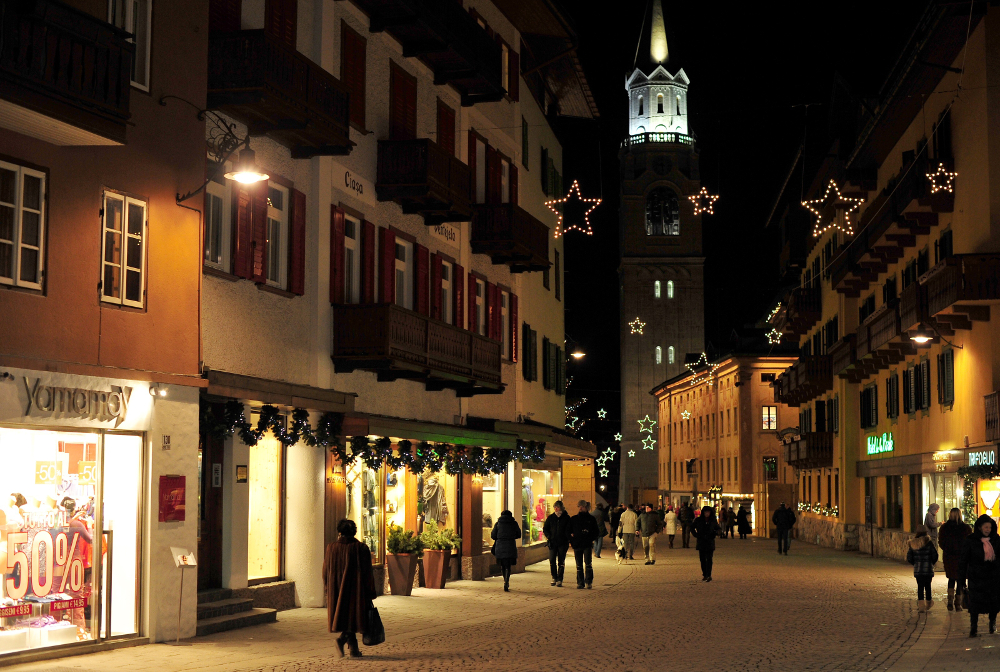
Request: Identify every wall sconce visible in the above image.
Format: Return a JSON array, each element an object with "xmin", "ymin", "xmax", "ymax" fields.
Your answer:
[{"xmin": 149, "ymin": 384, "xmax": 167, "ymax": 398}]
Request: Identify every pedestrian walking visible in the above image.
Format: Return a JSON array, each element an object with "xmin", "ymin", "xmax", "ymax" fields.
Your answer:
[
  {"xmin": 323, "ymin": 519, "xmax": 377, "ymax": 659},
  {"xmin": 679, "ymin": 502, "xmax": 695, "ymax": 548},
  {"xmin": 691, "ymin": 506, "xmax": 721, "ymax": 581},
  {"xmin": 725, "ymin": 506, "xmax": 736, "ymax": 539},
  {"xmin": 618, "ymin": 504, "xmax": 640, "ymax": 560},
  {"xmin": 490, "ymin": 509, "xmax": 521, "ymax": 592},
  {"xmin": 543, "ymin": 500, "xmax": 572, "ymax": 587},
  {"xmin": 959, "ymin": 514, "xmax": 1000, "ymax": 637},
  {"xmin": 571, "ymin": 500, "xmax": 600, "ymax": 589},
  {"xmin": 923, "ymin": 503, "xmax": 941, "ymax": 546},
  {"xmin": 736, "ymin": 505, "xmax": 752, "ymax": 539},
  {"xmin": 664, "ymin": 506, "xmax": 677, "ymax": 549},
  {"xmin": 591, "ymin": 503, "xmax": 608, "ymax": 559},
  {"xmin": 718, "ymin": 507, "xmax": 729, "ymax": 540},
  {"xmin": 772, "ymin": 502, "xmax": 796, "ymax": 555},
  {"xmin": 639, "ymin": 504, "xmax": 661, "ymax": 565},
  {"xmin": 906, "ymin": 525, "xmax": 939, "ymax": 612},
  {"xmin": 939, "ymin": 507, "xmax": 972, "ymax": 611}
]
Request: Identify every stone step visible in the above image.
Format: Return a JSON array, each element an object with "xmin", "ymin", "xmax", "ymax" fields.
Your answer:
[
  {"xmin": 195, "ymin": 608, "xmax": 277, "ymax": 637},
  {"xmin": 197, "ymin": 597, "xmax": 254, "ymax": 620},
  {"xmin": 197, "ymin": 588, "xmax": 233, "ymax": 605}
]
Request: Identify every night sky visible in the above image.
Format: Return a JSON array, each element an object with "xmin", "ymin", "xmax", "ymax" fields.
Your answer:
[{"xmin": 554, "ymin": 1, "xmax": 927, "ymax": 496}]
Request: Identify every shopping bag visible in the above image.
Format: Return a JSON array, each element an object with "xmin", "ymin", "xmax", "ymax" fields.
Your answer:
[{"xmin": 362, "ymin": 603, "xmax": 385, "ymax": 646}]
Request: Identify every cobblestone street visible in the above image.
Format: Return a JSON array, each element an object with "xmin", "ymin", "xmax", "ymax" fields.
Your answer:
[{"xmin": 12, "ymin": 538, "xmax": 1000, "ymax": 672}]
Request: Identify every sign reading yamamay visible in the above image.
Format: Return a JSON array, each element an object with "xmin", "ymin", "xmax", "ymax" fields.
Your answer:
[{"xmin": 867, "ymin": 432, "xmax": 894, "ymax": 455}]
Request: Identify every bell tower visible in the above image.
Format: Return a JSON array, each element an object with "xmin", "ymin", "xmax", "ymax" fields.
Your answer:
[{"xmin": 618, "ymin": 0, "xmax": 705, "ymax": 504}]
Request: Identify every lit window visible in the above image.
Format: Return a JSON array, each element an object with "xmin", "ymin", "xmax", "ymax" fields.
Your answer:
[
  {"xmin": 657, "ymin": 94, "xmax": 664, "ymax": 114},
  {"xmin": 762, "ymin": 406, "xmax": 777, "ymax": 430},
  {"xmin": 668, "ymin": 346, "xmax": 675, "ymax": 364},
  {"xmin": 0, "ymin": 160, "xmax": 46, "ymax": 290},
  {"xmin": 638, "ymin": 96, "xmax": 643, "ymax": 116},
  {"xmin": 676, "ymin": 94, "xmax": 682, "ymax": 115},
  {"xmin": 101, "ymin": 191, "xmax": 146, "ymax": 307},
  {"xmin": 204, "ymin": 179, "xmax": 230, "ymax": 272},
  {"xmin": 667, "ymin": 280, "xmax": 674, "ymax": 299},
  {"xmin": 266, "ymin": 184, "xmax": 288, "ymax": 289},
  {"xmin": 109, "ymin": 0, "xmax": 152, "ymax": 90},
  {"xmin": 655, "ymin": 346, "xmax": 662, "ymax": 364},
  {"xmin": 654, "ymin": 280, "xmax": 661, "ymax": 298}
]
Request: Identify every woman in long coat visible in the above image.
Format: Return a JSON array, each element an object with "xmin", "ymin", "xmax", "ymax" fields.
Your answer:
[
  {"xmin": 691, "ymin": 506, "xmax": 721, "ymax": 582},
  {"xmin": 958, "ymin": 514, "xmax": 1000, "ymax": 637},
  {"xmin": 491, "ymin": 509, "xmax": 521, "ymax": 591},
  {"xmin": 323, "ymin": 519, "xmax": 377, "ymax": 657},
  {"xmin": 939, "ymin": 508, "xmax": 972, "ymax": 611},
  {"xmin": 736, "ymin": 505, "xmax": 752, "ymax": 539}
]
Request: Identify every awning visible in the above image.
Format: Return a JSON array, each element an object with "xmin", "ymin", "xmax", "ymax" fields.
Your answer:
[{"xmin": 203, "ymin": 370, "xmax": 355, "ymax": 413}]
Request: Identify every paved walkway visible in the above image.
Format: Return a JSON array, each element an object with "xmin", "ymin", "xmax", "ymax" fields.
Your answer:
[{"xmin": 9, "ymin": 536, "xmax": 1000, "ymax": 672}]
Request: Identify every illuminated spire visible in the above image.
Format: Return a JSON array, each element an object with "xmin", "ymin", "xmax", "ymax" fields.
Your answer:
[{"xmin": 650, "ymin": 0, "xmax": 668, "ymax": 64}]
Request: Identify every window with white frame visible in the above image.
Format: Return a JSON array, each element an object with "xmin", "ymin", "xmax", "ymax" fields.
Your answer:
[
  {"xmin": 655, "ymin": 346, "xmax": 662, "ymax": 364},
  {"xmin": 501, "ymin": 291, "xmax": 510, "ymax": 359},
  {"xmin": 266, "ymin": 184, "xmax": 288, "ymax": 288},
  {"xmin": 762, "ymin": 405, "xmax": 778, "ymax": 430},
  {"xmin": 654, "ymin": 280, "xmax": 660, "ymax": 298},
  {"xmin": 668, "ymin": 346, "xmax": 675, "ymax": 364},
  {"xmin": 395, "ymin": 239, "xmax": 413, "ymax": 310},
  {"xmin": 0, "ymin": 161, "xmax": 45, "ymax": 290},
  {"xmin": 344, "ymin": 216, "xmax": 360, "ymax": 304},
  {"xmin": 475, "ymin": 279, "xmax": 485, "ymax": 336},
  {"xmin": 109, "ymin": 0, "xmax": 152, "ymax": 90},
  {"xmin": 101, "ymin": 191, "xmax": 146, "ymax": 307},
  {"xmin": 440, "ymin": 259, "xmax": 452, "ymax": 323},
  {"xmin": 667, "ymin": 280, "xmax": 674, "ymax": 299},
  {"xmin": 501, "ymin": 158, "xmax": 510, "ymax": 203},
  {"xmin": 204, "ymin": 179, "xmax": 230, "ymax": 272}
]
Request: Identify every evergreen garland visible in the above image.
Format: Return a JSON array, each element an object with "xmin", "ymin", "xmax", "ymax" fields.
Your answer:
[
  {"xmin": 200, "ymin": 399, "xmax": 344, "ymax": 450},
  {"xmin": 956, "ymin": 465, "xmax": 998, "ymax": 522}
]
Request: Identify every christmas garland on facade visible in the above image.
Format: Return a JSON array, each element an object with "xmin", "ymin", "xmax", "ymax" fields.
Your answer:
[{"xmin": 201, "ymin": 400, "xmax": 344, "ymax": 449}]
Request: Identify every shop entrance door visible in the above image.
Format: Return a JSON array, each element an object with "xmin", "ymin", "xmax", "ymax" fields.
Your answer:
[{"xmin": 198, "ymin": 430, "xmax": 225, "ymax": 590}]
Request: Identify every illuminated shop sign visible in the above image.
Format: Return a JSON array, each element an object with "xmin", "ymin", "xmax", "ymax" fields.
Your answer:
[
  {"xmin": 866, "ymin": 432, "xmax": 894, "ymax": 455},
  {"xmin": 968, "ymin": 448, "xmax": 997, "ymax": 467},
  {"xmin": 22, "ymin": 378, "xmax": 133, "ymax": 427}
]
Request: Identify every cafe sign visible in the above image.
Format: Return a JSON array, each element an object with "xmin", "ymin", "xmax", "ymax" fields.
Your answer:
[
  {"xmin": 22, "ymin": 378, "xmax": 132, "ymax": 427},
  {"xmin": 867, "ymin": 432, "xmax": 894, "ymax": 456}
]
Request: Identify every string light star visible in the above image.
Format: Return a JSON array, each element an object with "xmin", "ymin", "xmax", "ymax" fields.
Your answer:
[
  {"xmin": 926, "ymin": 163, "xmax": 957, "ymax": 194},
  {"xmin": 681, "ymin": 410, "xmax": 691, "ymax": 420},
  {"xmin": 614, "ymin": 433, "xmax": 623, "ymax": 441},
  {"xmin": 767, "ymin": 328, "xmax": 782, "ymax": 345},
  {"xmin": 642, "ymin": 436, "xmax": 656, "ymax": 450},
  {"xmin": 599, "ymin": 468, "xmax": 609, "ymax": 477},
  {"xmin": 599, "ymin": 447, "xmax": 617, "ymax": 464},
  {"xmin": 628, "ymin": 450, "xmax": 636, "ymax": 457},
  {"xmin": 688, "ymin": 186, "xmax": 719, "ymax": 215},
  {"xmin": 686, "ymin": 352, "xmax": 721, "ymax": 387},
  {"xmin": 546, "ymin": 179, "xmax": 601, "ymax": 238},
  {"xmin": 637, "ymin": 415, "xmax": 657, "ymax": 433},
  {"xmin": 629, "ymin": 317, "xmax": 645, "ymax": 335},
  {"xmin": 801, "ymin": 179, "xmax": 864, "ymax": 238},
  {"xmin": 597, "ymin": 409, "xmax": 607, "ymax": 419}
]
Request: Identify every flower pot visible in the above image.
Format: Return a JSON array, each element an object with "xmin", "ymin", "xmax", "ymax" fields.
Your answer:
[
  {"xmin": 386, "ymin": 553, "xmax": 418, "ymax": 596},
  {"xmin": 423, "ymin": 549, "xmax": 450, "ymax": 589}
]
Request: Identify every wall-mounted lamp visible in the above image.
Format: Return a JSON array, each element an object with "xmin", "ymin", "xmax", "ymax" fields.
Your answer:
[
  {"xmin": 570, "ymin": 349, "xmax": 586, "ymax": 360},
  {"xmin": 223, "ymin": 146, "xmax": 269, "ymax": 185},
  {"xmin": 909, "ymin": 325, "xmax": 935, "ymax": 345},
  {"xmin": 149, "ymin": 384, "xmax": 167, "ymax": 398},
  {"xmin": 0, "ymin": 372, "xmax": 13, "ymax": 382}
]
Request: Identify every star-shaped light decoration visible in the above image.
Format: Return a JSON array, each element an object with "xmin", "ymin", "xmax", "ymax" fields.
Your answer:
[
  {"xmin": 686, "ymin": 352, "xmax": 721, "ymax": 387},
  {"xmin": 642, "ymin": 436, "xmax": 657, "ymax": 450},
  {"xmin": 688, "ymin": 186, "xmax": 719, "ymax": 215},
  {"xmin": 614, "ymin": 433, "xmax": 623, "ymax": 441},
  {"xmin": 637, "ymin": 415, "xmax": 657, "ymax": 433},
  {"xmin": 681, "ymin": 410, "xmax": 691, "ymax": 420},
  {"xmin": 597, "ymin": 409, "xmax": 607, "ymax": 419},
  {"xmin": 801, "ymin": 179, "xmax": 865, "ymax": 238},
  {"xmin": 599, "ymin": 447, "xmax": 617, "ymax": 464},
  {"xmin": 629, "ymin": 317, "xmax": 645, "ymax": 335},
  {"xmin": 926, "ymin": 163, "xmax": 957, "ymax": 194},
  {"xmin": 767, "ymin": 328, "xmax": 782, "ymax": 345},
  {"xmin": 628, "ymin": 450, "xmax": 636, "ymax": 457},
  {"xmin": 546, "ymin": 179, "xmax": 601, "ymax": 238},
  {"xmin": 599, "ymin": 467, "xmax": 609, "ymax": 478}
]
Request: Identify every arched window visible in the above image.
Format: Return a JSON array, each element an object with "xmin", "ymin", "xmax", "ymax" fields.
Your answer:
[
  {"xmin": 657, "ymin": 94, "xmax": 664, "ymax": 114},
  {"xmin": 654, "ymin": 280, "xmax": 661, "ymax": 298},
  {"xmin": 655, "ymin": 124, "xmax": 667, "ymax": 132},
  {"xmin": 645, "ymin": 187, "xmax": 681, "ymax": 236},
  {"xmin": 637, "ymin": 125, "xmax": 646, "ymax": 133},
  {"xmin": 638, "ymin": 96, "xmax": 643, "ymax": 116},
  {"xmin": 667, "ymin": 280, "xmax": 675, "ymax": 298},
  {"xmin": 655, "ymin": 346, "xmax": 662, "ymax": 364},
  {"xmin": 676, "ymin": 95, "xmax": 682, "ymax": 115},
  {"xmin": 668, "ymin": 346, "xmax": 675, "ymax": 364}
]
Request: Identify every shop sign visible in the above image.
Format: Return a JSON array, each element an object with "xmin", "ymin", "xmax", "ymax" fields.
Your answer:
[
  {"xmin": 430, "ymin": 222, "xmax": 461, "ymax": 250},
  {"xmin": 968, "ymin": 448, "xmax": 997, "ymax": 467},
  {"xmin": 22, "ymin": 378, "xmax": 133, "ymax": 427},
  {"xmin": 867, "ymin": 432, "xmax": 894, "ymax": 455},
  {"xmin": 331, "ymin": 160, "xmax": 375, "ymax": 206}
]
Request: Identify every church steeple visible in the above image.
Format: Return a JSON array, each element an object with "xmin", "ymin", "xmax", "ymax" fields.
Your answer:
[
  {"xmin": 650, "ymin": 0, "xmax": 668, "ymax": 64},
  {"xmin": 626, "ymin": 0, "xmax": 689, "ymax": 138}
]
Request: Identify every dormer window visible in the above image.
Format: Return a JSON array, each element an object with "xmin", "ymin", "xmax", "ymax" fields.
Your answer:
[{"xmin": 657, "ymin": 94, "xmax": 664, "ymax": 114}]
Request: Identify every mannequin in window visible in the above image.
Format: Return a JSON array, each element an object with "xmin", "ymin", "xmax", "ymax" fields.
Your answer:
[{"xmin": 423, "ymin": 474, "xmax": 447, "ymax": 525}]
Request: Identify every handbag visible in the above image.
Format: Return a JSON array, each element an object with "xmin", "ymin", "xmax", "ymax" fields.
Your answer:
[{"xmin": 362, "ymin": 602, "xmax": 385, "ymax": 646}]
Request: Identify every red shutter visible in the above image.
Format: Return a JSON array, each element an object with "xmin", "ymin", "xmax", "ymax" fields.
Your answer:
[
  {"xmin": 251, "ymin": 181, "xmax": 268, "ymax": 283},
  {"xmin": 265, "ymin": 0, "xmax": 297, "ymax": 49},
  {"xmin": 232, "ymin": 183, "xmax": 252, "ymax": 279},
  {"xmin": 288, "ymin": 188, "xmax": 306, "ymax": 295},
  {"xmin": 485, "ymin": 281, "xmax": 497, "ymax": 340},
  {"xmin": 453, "ymin": 263, "xmax": 465, "ymax": 329},
  {"xmin": 341, "ymin": 23, "xmax": 366, "ymax": 129},
  {"xmin": 467, "ymin": 130, "xmax": 477, "ymax": 201},
  {"xmin": 330, "ymin": 206, "xmax": 345, "ymax": 304},
  {"xmin": 437, "ymin": 100, "xmax": 455, "ymax": 157},
  {"xmin": 379, "ymin": 227, "xmax": 396, "ymax": 303},
  {"xmin": 510, "ymin": 164, "xmax": 518, "ymax": 205},
  {"xmin": 389, "ymin": 63, "xmax": 417, "ymax": 140},
  {"xmin": 509, "ymin": 50, "xmax": 519, "ymax": 102},
  {"xmin": 210, "ymin": 0, "xmax": 242, "ymax": 32},
  {"xmin": 467, "ymin": 273, "xmax": 478, "ymax": 333},
  {"xmin": 414, "ymin": 244, "xmax": 429, "ymax": 315},
  {"xmin": 430, "ymin": 254, "xmax": 443, "ymax": 320},
  {"xmin": 361, "ymin": 220, "xmax": 375, "ymax": 303},
  {"xmin": 486, "ymin": 146, "xmax": 500, "ymax": 203},
  {"xmin": 510, "ymin": 293, "xmax": 518, "ymax": 362}
]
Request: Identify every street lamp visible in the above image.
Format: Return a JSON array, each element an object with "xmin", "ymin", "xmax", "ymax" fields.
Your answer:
[
  {"xmin": 571, "ymin": 348, "xmax": 585, "ymax": 360},
  {"xmin": 910, "ymin": 325, "xmax": 934, "ymax": 345},
  {"xmin": 224, "ymin": 145, "xmax": 269, "ymax": 184}
]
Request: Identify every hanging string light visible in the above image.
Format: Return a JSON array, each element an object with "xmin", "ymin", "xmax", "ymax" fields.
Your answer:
[
  {"xmin": 926, "ymin": 162, "xmax": 957, "ymax": 194},
  {"xmin": 688, "ymin": 186, "xmax": 719, "ymax": 215},
  {"xmin": 629, "ymin": 317, "xmax": 646, "ymax": 335},
  {"xmin": 802, "ymin": 179, "xmax": 864, "ymax": 238}
]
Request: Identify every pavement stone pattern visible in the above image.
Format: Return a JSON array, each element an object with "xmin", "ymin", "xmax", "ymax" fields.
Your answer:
[{"xmin": 10, "ymin": 537, "xmax": 1000, "ymax": 672}]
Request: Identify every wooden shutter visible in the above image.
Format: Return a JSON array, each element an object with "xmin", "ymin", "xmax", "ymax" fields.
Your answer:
[
  {"xmin": 521, "ymin": 323, "xmax": 532, "ymax": 380},
  {"xmin": 453, "ymin": 263, "xmax": 464, "ymax": 329},
  {"xmin": 937, "ymin": 354, "xmax": 944, "ymax": 405},
  {"xmin": 510, "ymin": 164, "xmax": 518, "ymax": 205},
  {"xmin": 486, "ymin": 145, "xmax": 500, "ymax": 203},
  {"xmin": 389, "ymin": 63, "xmax": 417, "ymax": 141},
  {"xmin": 430, "ymin": 254, "xmax": 443, "ymax": 320},
  {"xmin": 921, "ymin": 360, "xmax": 931, "ymax": 409},
  {"xmin": 467, "ymin": 274, "xmax": 478, "ymax": 333},
  {"xmin": 287, "ymin": 188, "xmax": 306, "ymax": 295},
  {"xmin": 944, "ymin": 350, "xmax": 955, "ymax": 405},
  {"xmin": 330, "ymin": 206, "xmax": 345, "ymax": 304},
  {"xmin": 232, "ymin": 183, "xmax": 253, "ymax": 279},
  {"xmin": 871, "ymin": 385, "xmax": 878, "ymax": 425},
  {"xmin": 341, "ymin": 22, "xmax": 367, "ymax": 129},
  {"xmin": 510, "ymin": 293, "xmax": 518, "ymax": 362},
  {"xmin": 361, "ymin": 220, "xmax": 375, "ymax": 303},
  {"xmin": 509, "ymin": 49, "xmax": 519, "ymax": 101},
  {"xmin": 437, "ymin": 100, "xmax": 456, "ymax": 157},
  {"xmin": 379, "ymin": 227, "xmax": 395, "ymax": 303},
  {"xmin": 414, "ymin": 243, "xmax": 429, "ymax": 315},
  {"xmin": 557, "ymin": 346, "xmax": 565, "ymax": 395},
  {"xmin": 265, "ymin": 0, "xmax": 297, "ymax": 49},
  {"xmin": 542, "ymin": 336, "xmax": 551, "ymax": 389},
  {"xmin": 210, "ymin": 0, "xmax": 242, "ymax": 32},
  {"xmin": 816, "ymin": 400, "xmax": 826, "ymax": 432},
  {"xmin": 250, "ymin": 181, "xmax": 268, "ymax": 283}
]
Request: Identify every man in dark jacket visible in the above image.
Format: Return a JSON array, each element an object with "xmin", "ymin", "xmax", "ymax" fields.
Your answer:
[
  {"xmin": 679, "ymin": 502, "xmax": 695, "ymax": 548},
  {"xmin": 772, "ymin": 502, "xmax": 796, "ymax": 555},
  {"xmin": 591, "ymin": 503, "xmax": 608, "ymax": 558},
  {"xmin": 639, "ymin": 505, "xmax": 661, "ymax": 565},
  {"xmin": 571, "ymin": 501, "xmax": 601, "ymax": 589},
  {"xmin": 691, "ymin": 506, "xmax": 721, "ymax": 581},
  {"xmin": 543, "ymin": 500, "xmax": 572, "ymax": 586}
]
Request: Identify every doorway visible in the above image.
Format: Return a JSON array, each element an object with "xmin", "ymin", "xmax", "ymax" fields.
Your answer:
[{"xmin": 198, "ymin": 425, "xmax": 225, "ymax": 591}]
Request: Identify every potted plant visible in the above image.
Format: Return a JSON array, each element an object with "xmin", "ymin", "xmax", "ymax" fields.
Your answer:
[
  {"xmin": 386, "ymin": 524, "xmax": 423, "ymax": 596},
  {"xmin": 420, "ymin": 521, "xmax": 460, "ymax": 589}
]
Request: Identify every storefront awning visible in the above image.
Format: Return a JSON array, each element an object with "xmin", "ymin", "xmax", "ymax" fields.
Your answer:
[
  {"xmin": 345, "ymin": 414, "xmax": 518, "ymax": 449},
  {"xmin": 204, "ymin": 370, "xmax": 356, "ymax": 413}
]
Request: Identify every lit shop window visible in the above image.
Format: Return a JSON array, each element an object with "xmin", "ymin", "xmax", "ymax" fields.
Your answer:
[
  {"xmin": 522, "ymin": 468, "xmax": 562, "ymax": 546},
  {"xmin": 248, "ymin": 431, "xmax": 283, "ymax": 582}
]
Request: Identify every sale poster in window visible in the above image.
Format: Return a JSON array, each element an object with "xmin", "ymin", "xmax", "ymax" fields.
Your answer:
[{"xmin": 158, "ymin": 475, "xmax": 186, "ymax": 522}]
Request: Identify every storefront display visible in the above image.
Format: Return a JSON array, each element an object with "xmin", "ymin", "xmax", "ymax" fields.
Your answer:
[
  {"xmin": 521, "ymin": 469, "xmax": 561, "ymax": 546},
  {"xmin": 346, "ymin": 462, "xmax": 382, "ymax": 561},
  {"xmin": 923, "ymin": 473, "xmax": 959, "ymax": 519},
  {"xmin": 247, "ymin": 433, "xmax": 282, "ymax": 582},
  {"xmin": 481, "ymin": 470, "xmax": 506, "ymax": 552},
  {"xmin": 418, "ymin": 471, "xmax": 458, "ymax": 542}
]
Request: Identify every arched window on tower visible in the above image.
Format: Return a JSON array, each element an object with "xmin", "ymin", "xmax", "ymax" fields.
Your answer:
[
  {"xmin": 655, "ymin": 346, "xmax": 662, "ymax": 365},
  {"xmin": 654, "ymin": 280, "xmax": 661, "ymax": 298},
  {"xmin": 645, "ymin": 187, "xmax": 681, "ymax": 236},
  {"xmin": 667, "ymin": 280, "xmax": 675, "ymax": 298},
  {"xmin": 657, "ymin": 94, "xmax": 664, "ymax": 114},
  {"xmin": 668, "ymin": 346, "xmax": 675, "ymax": 364},
  {"xmin": 676, "ymin": 95, "xmax": 682, "ymax": 115},
  {"xmin": 638, "ymin": 96, "xmax": 643, "ymax": 116}
]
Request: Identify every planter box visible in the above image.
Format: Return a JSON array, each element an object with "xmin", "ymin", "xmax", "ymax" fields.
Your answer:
[
  {"xmin": 423, "ymin": 549, "xmax": 450, "ymax": 589},
  {"xmin": 386, "ymin": 553, "xmax": 419, "ymax": 596}
]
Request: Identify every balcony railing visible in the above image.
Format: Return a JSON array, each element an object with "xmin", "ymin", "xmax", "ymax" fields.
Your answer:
[
  {"xmin": 376, "ymin": 139, "xmax": 472, "ymax": 224},
  {"xmin": 899, "ymin": 282, "xmax": 927, "ymax": 332},
  {"xmin": 623, "ymin": 132, "xmax": 695, "ymax": 147},
  {"xmin": 987, "ymin": 391, "xmax": 1000, "ymax": 443},
  {"xmin": 332, "ymin": 303, "xmax": 501, "ymax": 394},
  {"xmin": 784, "ymin": 432, "xmax": 834, "ymax": 469},
  {"xmin": 830, "ymin": 334, "xmax": 857, "ymax": 379},
  {"xmin": 775, "ymin": 356, "xmax": 833, "ymax": 407},
  {"xmin": 782, "ymin": 285, "xmax": 822, "ymax": 335},
  {"xmin": 923, "ymin": 254, "xmax": 1000, "ymax": 316},
  {"xmin": 208, "ymin": 30, "xmax": 352, "ymax": 158},
  {"xmin": 867, "ymin": 302, "xmax": 900, "ymax": 352},
  {"xmin": 856, "ymin": 320, "xmax": 871, "ymax": 360},
  {"xmin": 470, "ymin": 203, "xmax": 550, "ymax": 272},
  {"xmin": 0, "ymin": 0, "xmax": 133, "ymax": 145}
]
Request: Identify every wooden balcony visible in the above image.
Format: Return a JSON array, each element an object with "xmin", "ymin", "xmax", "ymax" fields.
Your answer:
[
  {"xmin": 376, "ymin": 139, "xmax": 472, "ymax": 224},
  {"xmin": 470, "ymin": 203, "xmax": 550, "ymax": 272},
  {"xmin": 784, "ymin": 432, "xmax": 834, "ymax": 469},
  {"xmin": 332, "ymin": 303, "xmax": 502, "ymax": 395},
  {"xmin": 782, "ymin": 286, "xmax": 822, "ymax": 335},
  {"xmin": 775, "ymin": 356, "xmax": 833, "ymax": 407},
  {"xmin": 899, "ymin": 282, "xmax": 927, "ymax": 332},
  {"xmin": 343, "ymin": 0, "xmax": 503, "ymax": 105},
  {"xmin": 987, "ymin": 391, "xmax": 1000, "ymax": 443},
  {"xmin": 208, "ymin": 30, "xmax": 352, "ymax": 158},
  {"xmin": 0, "ymin": 0, "xmax": 133, "ymax": 145},
  {"xmin": 922, "ymin": 254, "xmax": 1000, "ymax": 330},
  {"xmin": 830, "ymin": 334, "xmax": 860, "ymax": 381}
]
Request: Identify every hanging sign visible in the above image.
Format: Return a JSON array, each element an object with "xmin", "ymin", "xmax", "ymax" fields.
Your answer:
[{"xmin": 866, "ymin": 432, "xmax": 894, "ymax": 455}]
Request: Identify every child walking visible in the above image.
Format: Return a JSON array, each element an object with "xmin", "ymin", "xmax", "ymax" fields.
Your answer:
[{"xmin": 907, "ymin": 525, "xmax": 939, "ymax": 612}]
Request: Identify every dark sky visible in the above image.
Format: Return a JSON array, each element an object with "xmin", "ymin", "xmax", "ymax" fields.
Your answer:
[{"xmin": 555, "ymin": 0, "xmax": 927, "ymax": 453}]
